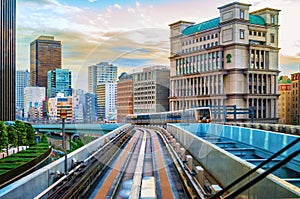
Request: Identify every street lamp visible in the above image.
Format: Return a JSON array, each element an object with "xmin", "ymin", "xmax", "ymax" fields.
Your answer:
[{"xmin": 60, "ymin": 109, "xmax": 68, "ymax": 174}]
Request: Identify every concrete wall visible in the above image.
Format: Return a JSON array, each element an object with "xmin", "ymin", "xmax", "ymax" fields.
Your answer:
[
  {"xmin": 0, "ymin": 124, "xmax": 131, "ymax": 199},
  {"xmin": 167, "ymin": 123, "xmax": 300, "ymax": 199}
]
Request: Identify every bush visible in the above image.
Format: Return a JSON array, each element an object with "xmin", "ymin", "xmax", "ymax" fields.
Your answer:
[{"xmin": 0, "ymin": 163, "xmax": 24, "ymax": 169}]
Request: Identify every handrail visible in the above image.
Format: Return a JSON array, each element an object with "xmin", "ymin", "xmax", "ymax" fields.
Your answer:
[
  {"xmin": 224, "ymin": 149, "xmax": 300, "ymax": 199},
  {"xmin": 210, "ymin": 137, "xmax": 300, "ymax": 199}
]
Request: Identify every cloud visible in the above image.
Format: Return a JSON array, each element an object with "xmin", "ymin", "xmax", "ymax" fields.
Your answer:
[
  {"xmin": 114, "ymin": 4, "xmax": 122, "ymax": 10},
  {"xmin": 279, "ymin": 54, "xmax": 300, "ymax": 76},
  {"xmin": 89, "ymin": 0, "xmax": 96, "ymax": 2}
]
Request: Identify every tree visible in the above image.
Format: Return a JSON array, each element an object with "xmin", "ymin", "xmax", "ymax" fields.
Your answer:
[
  {"xmin": 0, "ymin": 121, "xmax": 8, "ymax": 154},
  {"xmin": 7, "ymin": 125, "xmax": 17, "ymax": 155},
  {"xmin": 25, "ymin": 123, "xmax": 35, "ymax": 146},
  {"xmin": 14, "ymin": 120, "xmax": 27, "ymax": 151},
  {"xmin": 41, "ymin": 133, "xmax": 48, "ymax": 143}
]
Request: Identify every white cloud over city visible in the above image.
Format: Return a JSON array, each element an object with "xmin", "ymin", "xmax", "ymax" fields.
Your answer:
[{"xmin": 16, "ymin": 0, "xmax": 300, "ymax": 90}]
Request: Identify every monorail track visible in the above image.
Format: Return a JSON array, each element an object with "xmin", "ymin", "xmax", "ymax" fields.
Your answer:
[{"xmin": 35, "ymin": 126, "xmax": 212, "ymax": 199}]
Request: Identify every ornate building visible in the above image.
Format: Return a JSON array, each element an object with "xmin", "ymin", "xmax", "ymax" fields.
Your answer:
[{"xmin": 169, "ymin": 2, "xmax": 280, "ymax": 123}]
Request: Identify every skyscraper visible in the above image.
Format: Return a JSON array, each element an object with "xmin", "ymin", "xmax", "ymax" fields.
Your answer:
[
  {"xmin": 96, "ymin": 83, "xmax": 116, "ymax": 121},
  {"xmin": 30, "ymin": 35, "xmax": 62, "ymax": 88},
  {"xmin": 16, "ymin": 70, "xmax": 30, "ymax": 113},
  {"xmin": 0, "ymin": 0, "xmax": 16, "ymax": 121},
  {"xmin": 47, "ymin": 68, "xmax": 72, "ymax": 98},
  {"xmin": 88, "ymin": 62, "xmax": 117, "ymax": 93}
]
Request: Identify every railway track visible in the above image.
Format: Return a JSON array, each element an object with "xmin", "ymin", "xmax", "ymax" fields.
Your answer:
[
  {"xmin": 34, "ymin": 128, "xmax": 134, "ymax": 199},
  {"xmin": 35, "ymin": 126, "xmax": 211, "ymax": 199}
]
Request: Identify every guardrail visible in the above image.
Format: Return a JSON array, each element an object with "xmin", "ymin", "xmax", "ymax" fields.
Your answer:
[
  {"xmin": 228, "ymin": 123, "xmax": 300, "ymax": 135},
  {"xmin": 0, "ymin": 124, "xmax": 132, "ymax": 199},
  {"xmin": 167, "ymin": 123, "xmax": 300, "ymax": 199}
]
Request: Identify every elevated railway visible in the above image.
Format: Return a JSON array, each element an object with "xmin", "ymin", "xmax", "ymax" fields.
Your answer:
[{"xmin": 35, "ymin": 126, "xmax": 217, "ymax": 199}]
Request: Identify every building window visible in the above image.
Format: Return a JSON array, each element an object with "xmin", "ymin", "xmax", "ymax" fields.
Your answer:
[
  {"xmin": 271, "ymin": 15, "xmax": 275, "ymax": 24},
  {"xmin": 240, "ymin": 9, "xmax": 245, "ymax": 19},
  {"xmin": 271, "ymin": 34, "xmax": 275, "ymax": 43},
  {"xmin": 240, "ymin": 29, "xmax": 245, "ymax": 39}
]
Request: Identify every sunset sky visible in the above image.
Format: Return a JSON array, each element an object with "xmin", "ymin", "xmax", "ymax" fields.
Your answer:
[{"xmin": 16, "ymin": 0, "xmax": 300, "ymax": 91}]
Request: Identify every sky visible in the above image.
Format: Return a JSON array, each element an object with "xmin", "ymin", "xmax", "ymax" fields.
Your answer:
[{"xmin": 16, "ymin": 0, "xmax": 300, "ymax": 91}]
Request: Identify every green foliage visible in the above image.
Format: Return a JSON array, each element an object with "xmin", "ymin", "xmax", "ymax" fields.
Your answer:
[
  {"xmin": 25, "ymin": 123, "xmax": 35, "ymax": 146},
  {"xmin": 0, "ymin": 121, "xmax": 8, "ymax": 152},
  {"xmin": 0, "ymin": 142, "xmax": 50, "ymax": 175},
  {"xmin": 68, "ymin": 139, "xmax": 84, "ymax": 152},
  {"xmin": 7, "ymin": 125, "xmax": 17, "ymax": 147},
  {"xmin": 0, "ymin": 163, "xmax": 24, "ymax": 169},
  {"xmin": 14, "ymin": 120, "xmax": 27, "ymax": 147},
  {"xmin": 41, "ymin": 133, "xmax": 48, "ymax": 143}
]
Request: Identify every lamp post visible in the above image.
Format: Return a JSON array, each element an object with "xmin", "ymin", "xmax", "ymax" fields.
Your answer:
[{"xmin": 60, "ymin": 109, "xmax": 68, "ymax": 174}]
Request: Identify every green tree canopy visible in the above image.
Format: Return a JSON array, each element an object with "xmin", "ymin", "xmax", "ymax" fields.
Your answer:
[
  {"xmin": 0, "ymin": 121, "xmax": 8, "ymax": 152},
  {"xmin": 7, "ymin": 125, "xmax": 17, "ymax": 147},
  {"xmin": 14, "ymin": 120, "xmax": 27, "ymax": 148},
  {"xmin": 25, "ymin": 123, "xmax": 35, "ymax": 146}
]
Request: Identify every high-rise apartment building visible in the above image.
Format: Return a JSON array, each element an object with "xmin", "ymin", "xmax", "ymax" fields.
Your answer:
[
  {"xmin": 16, "ymin": 70, "xmax": 30, "ymax": 112},
  {"xmin": 169, "ymin": 2, "xmax": 280, "ymax": 123},
  {"xmin": 30, "ymin": 35, "xmax": 62, "ymax": 88},
  {"xmin": 88, "ymin": 62, "xmax": 117, "ymax": 93},
  {"xmin": 24, "ymin": 87, "xmax": 46, "ymax": 119},
  {"xmin": 117, "ymin": 73, "xmax": 133, "ymax": 123},
  {"xmin": 291, "ymin": 73, "xmax": 300, "ymax": 124},
  {"xmin": 96, "ymin": 83, "xmax": 116, "ymax": 121},
  {"xmin": 278, "ymin": 76, "xmax": 292, "ymax": 124},
  {"xmin": 0, "ymin": 0, "xmax": 16, "ymax": 121},
  {"xmin": 133, "ymin": 66, "xmax": 170, "ymax": 113},
  {"xmin": 47, "ymin": 68, "xmax": 72, "ymax": 98}
]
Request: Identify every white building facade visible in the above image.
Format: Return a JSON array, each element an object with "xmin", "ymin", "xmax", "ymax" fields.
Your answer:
[
  {"xmin": 169, "ymin": 2, "xmax": 280, "ymax": 123},
  {"xmin": 133, "ymin": 66, "xmax": 170, "ymax": 113},
  {"xmin": 96, "ymin": 83, "xmax": 116, "ymax": 121},
  {"xmin": 24, "ymin": 87, "xmax": 45, "ymax": 119},
  {"xmin": 88, "ymin": 62, "xmax": 117, "ymax": 93}
]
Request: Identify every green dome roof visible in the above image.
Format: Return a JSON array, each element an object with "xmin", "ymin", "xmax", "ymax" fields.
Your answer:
[
  {"xmin": 279, "ymin": 79, "xmax": 292, "ymax": 84},
  {"xmin": 249, "ymin": 14, "xmax": 265, "ymax": 26},
  {"xmin": 182, "ymin": 14, "xmax": 265, "ymax": 36}
]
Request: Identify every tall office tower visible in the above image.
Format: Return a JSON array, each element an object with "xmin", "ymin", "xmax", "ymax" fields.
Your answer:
[
  {"xmin": 0, "ymin": 0, "xmax": 16, "ymax": 121},
  {"xmin": 47, "ymin": 68, "xmax": 72, "ymax": 98},
  {"xmin": 24, "ymin": 87, "xmax": 46, "ymax": 119},
  {"xmin": 16, "ymin": 70, "xmax": 30, "ymax": 117},
  {"xmin": 88, "ymin": 62, "xmax": 117, "ymax": 93},
  {"xmin": 291, "ymin": 73, "xmax": 300, "ymax": 125},
  {"xmin": 278, "ymin": 76, "xmax": 292, "ymax": 125},
  {"xmin": 169, "ymin": 2, "xmax": 280, "ymax": 123},
  {"xmin": 30, "ymin": 35, "xmax": 62, "ymax": 88},
  {"xmin": 117, "ymin": 73, "xmax": 133, "ymax": 123},
  {"xmin": 133, "ymin": 66, "xmax": 170, "ymax": 113},
  {"xmin": 96, "ymin": 83, "xmax": 116, "ymax": 121}
]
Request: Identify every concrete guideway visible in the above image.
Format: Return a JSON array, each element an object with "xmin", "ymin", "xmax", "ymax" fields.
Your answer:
[{"xmin": 168, "ymin": 123, "xmax": 300, "ymax": 198}]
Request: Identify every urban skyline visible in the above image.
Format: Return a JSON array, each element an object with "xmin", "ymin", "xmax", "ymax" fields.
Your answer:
[{"xmin": 16, "ymin": 0, "xmax": 300, "ymax": 91}]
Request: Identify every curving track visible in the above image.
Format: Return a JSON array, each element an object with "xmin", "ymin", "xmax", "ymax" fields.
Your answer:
[
  {"xmin": 90, "ymin": 127, "xmax": 191, "ymax": 199},
  {"xmin": 36, "ymin": 126, "xmax": 207, "ymax": 199}
]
